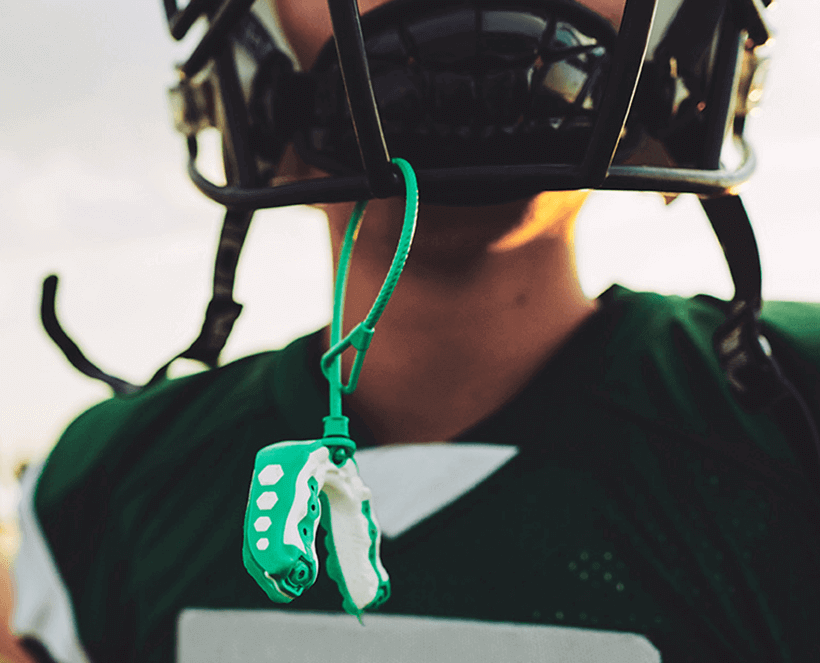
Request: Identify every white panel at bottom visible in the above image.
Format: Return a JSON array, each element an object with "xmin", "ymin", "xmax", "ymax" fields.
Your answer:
[{"xmin": 177, "ymin": 609, "xmax": 661, "ymax": 663}]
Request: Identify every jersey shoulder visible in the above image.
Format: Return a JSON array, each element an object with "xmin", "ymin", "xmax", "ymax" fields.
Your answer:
[
  {"xmin": 24, "ymin": 331, "xmax": 326, "ymax": 661},
  {"xmin": 34, "ymin": 331, "xmax": 323, "ymax": 515},
  {"xmin": 760, "ymin": 299, "xmax": 820, "ymax": 365},
  {"xmin": 605, "ymin": 285, "xmax": 820, "ymax": 373},
  {"xmin": 595, "ymin": 286, "xmax": 820, "ymax": 436}
]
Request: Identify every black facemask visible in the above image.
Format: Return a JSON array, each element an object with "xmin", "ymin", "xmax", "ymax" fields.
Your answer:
[{"xmin": 248, "ymin": 0, "xmax": 619, "ymax": 176}]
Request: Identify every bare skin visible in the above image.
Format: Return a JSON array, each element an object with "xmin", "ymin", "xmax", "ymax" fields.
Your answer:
[
  {"xmin": 323, "ymin": 196, "xmax": 597, "ymax": 444},
  {"xmin": 1, "ymin": 557, "xmax": 35, "ymax": 663},
  {"xmin": 274, "ymin": 0, "xmax": 608, "ymax": 444}
]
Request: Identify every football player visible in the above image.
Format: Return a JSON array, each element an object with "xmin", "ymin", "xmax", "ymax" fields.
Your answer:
[{"xmin": 7, "ymin": 0, "xmax": 820, "ymax": 661}]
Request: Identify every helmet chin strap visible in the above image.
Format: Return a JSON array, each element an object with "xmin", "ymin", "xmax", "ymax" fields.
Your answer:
[
  {"xmin": 701, "ymin": 194, "xmax": 820, "ymax": 491},
  {"xmin": 40, "ymin": 13, "xmax": 262, "ymax": 394},
  {"xmin": 39, "ymin": 274, "xmax": 140, "ymax": 395},
  {"xmin": 701, "ymin": 193, "xmax": 784, "ymax": 408}
]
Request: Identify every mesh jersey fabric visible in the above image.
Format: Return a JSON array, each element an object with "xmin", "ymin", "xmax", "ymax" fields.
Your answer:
[{"xmin": 28, "ymin": 284, "xmax": 820, "ymax": 663}]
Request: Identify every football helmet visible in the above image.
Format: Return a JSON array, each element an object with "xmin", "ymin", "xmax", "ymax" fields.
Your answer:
[{"xmin": 166, "ymin": 0, "xmax": 771, "ymax": 206}]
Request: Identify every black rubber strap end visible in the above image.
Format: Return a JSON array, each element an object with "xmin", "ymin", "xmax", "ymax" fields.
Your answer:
[{"xmin": 40, "ymin": 275, "xmax": 139, "ymax": 396}]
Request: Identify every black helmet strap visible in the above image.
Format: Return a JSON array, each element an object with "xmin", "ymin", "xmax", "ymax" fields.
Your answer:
[
  {"xmin": 39, "ymin": 206, "xmax": 252, "ymax": 395},
  {"xmin": 147, "ymin": 207, "xmax": 252, "ymax": 386},
  {"xmin": 700, "ymin": 194, "xmax": 820, "ymax": 492},
  {"xmin": 150, "ymin": 23, "xmax": 261, "ymax": 385}
]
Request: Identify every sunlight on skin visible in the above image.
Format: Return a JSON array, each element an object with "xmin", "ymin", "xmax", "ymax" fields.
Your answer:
[
  {"xmin": 490, "ymin": 190, "xmax": 593, "ymax": 251},
  {"xmin": 578, "ymin": 0, "xmax": 626, "ymax": 28},
  {"xmin": 1, "ymin": 557, "xmax": 36, "ymax": 663}
]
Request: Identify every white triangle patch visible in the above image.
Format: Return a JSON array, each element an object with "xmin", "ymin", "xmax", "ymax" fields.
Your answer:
[{"xmin": 354, "ymin": 443, "xmax": 519, "ymax": 539}]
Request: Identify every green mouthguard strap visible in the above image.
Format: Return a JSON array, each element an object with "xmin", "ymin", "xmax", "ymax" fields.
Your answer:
[{"xmin": 321, "ymin": 158, "xmax": 419, "ymax": 432}]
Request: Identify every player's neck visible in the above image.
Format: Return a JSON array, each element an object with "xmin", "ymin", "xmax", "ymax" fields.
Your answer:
[{"xmin": 323, "ymin": 200, "xmax": 597, "ymax": 445}]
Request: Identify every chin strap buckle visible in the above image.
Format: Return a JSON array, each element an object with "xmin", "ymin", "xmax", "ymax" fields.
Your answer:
[
  {"xmin": 713, "ymin": 299, "xmax": 789, "ymax": 411},
  {"xmin": 168, "ymin": 63, "xmax": 218, "ymax": 138}
]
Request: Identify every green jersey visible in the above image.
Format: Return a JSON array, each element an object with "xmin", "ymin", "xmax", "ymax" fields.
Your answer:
[{"xmin": 13, "ymin": 285, "xmax": 820, "ymax": 663}]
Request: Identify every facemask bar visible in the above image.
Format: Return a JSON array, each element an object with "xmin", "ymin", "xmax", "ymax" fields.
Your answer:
[
  {"xmin": 167, "ymin": 0, "xmax": 771, "ymax": 207},
  {"xmin": 604, "ymin": 0, "xmax": 772, "ymax": 193},
  {"xmin": 169, "ymin": 0, "xmax": 658, "ymax": 208},
  {"xmin": 327, "ymin": 0, "xmax": 399, "ymax": 198}
]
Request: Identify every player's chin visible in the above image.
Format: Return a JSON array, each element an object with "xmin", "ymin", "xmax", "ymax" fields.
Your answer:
[
  {"xmin": 393, "ymin": 201, "xmax": 535, "ymax": 269},
  {"xmin": 413, "ymin": 199, "xmax": 534, "ymax": 245}
]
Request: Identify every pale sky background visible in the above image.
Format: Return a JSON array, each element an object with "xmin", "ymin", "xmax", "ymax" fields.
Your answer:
[{"xmin": 1, "ymin": 0, "xmax": 819, "ymax": 493}]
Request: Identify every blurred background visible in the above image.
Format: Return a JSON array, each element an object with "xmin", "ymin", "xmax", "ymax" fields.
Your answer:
[{"xmin": 1, "ymin": 0, "xmax": 819, "ymax": 560}]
